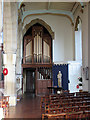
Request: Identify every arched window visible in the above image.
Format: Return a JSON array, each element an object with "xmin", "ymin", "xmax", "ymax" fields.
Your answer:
[
  {"xmin": 23, "ymin": 23, "xmax": 52, "ymax": 64},
  {"xmin": 75, "ymin": 16, "xmax": 82, "ymax": 63}
]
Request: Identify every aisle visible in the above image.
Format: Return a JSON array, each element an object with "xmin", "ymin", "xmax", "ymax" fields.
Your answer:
[{"xmin": 5, "ymin": 94, "xmax": 42, "ymax": 119}]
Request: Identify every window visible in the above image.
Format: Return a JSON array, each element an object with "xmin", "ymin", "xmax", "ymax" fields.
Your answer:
[{"xmin": 75, "ymin": 17, "xmax": 82, "ymax": 63}]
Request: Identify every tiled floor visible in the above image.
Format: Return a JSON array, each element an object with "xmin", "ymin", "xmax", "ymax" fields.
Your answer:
[{"xmin": 5, "ymin": 94, "xmax": 42, "ymax": 119}]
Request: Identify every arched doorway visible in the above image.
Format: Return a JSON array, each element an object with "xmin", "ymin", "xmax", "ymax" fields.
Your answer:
[{"xmin": 22, "ymin": 20, "xmax": 54, "ymax": 95}]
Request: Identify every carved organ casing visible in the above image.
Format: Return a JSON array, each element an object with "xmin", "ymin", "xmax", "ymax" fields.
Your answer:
[{"xmin": 23, "ymin": 25, "xmax": 52, "ymax": 64}]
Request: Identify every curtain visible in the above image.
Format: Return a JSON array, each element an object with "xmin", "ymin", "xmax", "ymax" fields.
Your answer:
[{"xmin": 52, "ymin": 64, "xmax": 68, "ymax": 90}]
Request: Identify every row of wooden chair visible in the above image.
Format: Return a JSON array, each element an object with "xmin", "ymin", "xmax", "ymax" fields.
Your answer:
[
  {"xmin": 40, "ymin": 92, "xmax": 90, "ymax": 105},
  {"xmin": 40, "ymin": 93, "xmax": 90, "ymax": 110},
  {"xmin": 40, "ymin": 93, "xmax": 76, "ymax": 109},
  {"xmin": 0, "ymin": 96, "xmax": 9, "ymax": 116},
  {"xmin": 41, "ymin": 91, "xmax": 90, "ymax": 119},
  {"xmin": 45, "ymin": 101, "xmax": 90, "ymax": 110},
  {"xmin": 45, "ymin": 104, "xmax": 90, "ymax": 113},
  {"xmin": 42, "ymin": 110, "xmax": 90, "ymax": 120},
  {"xmin": 49, "ymin": 97, "xmax": 90, "ymax": 103}
]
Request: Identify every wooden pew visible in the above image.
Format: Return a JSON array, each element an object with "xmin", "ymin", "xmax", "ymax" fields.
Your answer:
[
  {"xmin": 42, "ymin": 113, "xmax": 66, "ymax": 120},
  {"xmin": 66, "ymin": 111, "xmax": 83, "ymax": 119},
  {"xmin": 41, "ymin": 92, "xmax": 90, "ymax": 119}
]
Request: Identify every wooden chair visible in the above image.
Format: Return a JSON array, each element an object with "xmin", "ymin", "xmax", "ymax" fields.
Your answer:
[
  {"xmin": 0, "ymin": 99, "xmax": 3, "ymax": 108},
  {"xmin": 42, "ymin": 113, "xmax": 66, "ymax": 120},
  {"xmin": 2, "ymin": 96, "xmax": 9, "ymax": 115},
  {"xmin": 84, "ymin": 110, "xmax": 90, "ymax": 119},
  {"xmin": 66, "ymin": 111, "xmax": 83, "ymax": 119},
  {"xmin": 41, "ymin": 92, "xmax": 90, "ymax": 119}
]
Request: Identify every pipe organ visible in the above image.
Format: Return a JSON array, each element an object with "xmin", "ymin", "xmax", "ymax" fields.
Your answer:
[
  {"xmin": 26, "ymin": 41, "xmax": 32, "ymax": 63},
  {"xmin": 33, "ymin": 26, "xmax": 42, "ymax": 63},
  {"xmin": 43, "ymin": 41, "xmax": 50, "ymax": 63},
  {"xmin": 23, "ymin": 25, "xmax": 52, "ymax": 64}
]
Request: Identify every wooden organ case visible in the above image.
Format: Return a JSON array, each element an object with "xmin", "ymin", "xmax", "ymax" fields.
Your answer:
[{"xmin": 23, "ymin": 24, "xmax": 52, "ymax": 95}]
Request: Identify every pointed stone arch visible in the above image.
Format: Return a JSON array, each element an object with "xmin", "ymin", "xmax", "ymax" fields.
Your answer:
[{"xmin": 23, "ymin": 18, "xmax": 54, "ymax": 39}]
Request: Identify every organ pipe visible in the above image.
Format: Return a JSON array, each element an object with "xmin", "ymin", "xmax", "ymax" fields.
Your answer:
[{"xmin": 25, "ymin": 26, "xmax": 51, "ymax": 64}]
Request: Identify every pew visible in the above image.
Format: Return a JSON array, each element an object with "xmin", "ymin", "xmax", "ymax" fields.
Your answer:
[{"xmin": 41, "ymin": 91, "xmax": 90, "ymax": 119}]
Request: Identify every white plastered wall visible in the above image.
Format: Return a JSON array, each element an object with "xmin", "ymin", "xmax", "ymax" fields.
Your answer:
[
  {"xmin": 73, "ymin": 3, "xmax": 89, "ymax": 91},
  {"xmin": 68, "ymin": 62, "xmax": 82, "ymax": 93},
  {"xmin": 23, "ymin": 14, "xmax": 74, "ymax": 62}
]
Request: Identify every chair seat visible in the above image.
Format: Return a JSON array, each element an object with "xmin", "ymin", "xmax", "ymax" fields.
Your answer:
[{"xmin": 2, "ymin": 104, "xmax": 7, "ymax": 108}]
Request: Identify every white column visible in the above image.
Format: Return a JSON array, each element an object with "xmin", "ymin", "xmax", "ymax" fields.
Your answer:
[
  {"xmin": 3, "ymin": 53, "xmax": 17, "ymax": 106},
  {"xmin": 88, "ymin": 3, "xmax": 90, "ymax": 92},
  {"xmin": 3, "ymin": 2, "xmax": 18, "ymax": 106},
  {"xmin": 82, "ymin": 3, "xmax": 89, "ymax": 91},
  {"xmin": 0, "ymin": 108, "xmax": 4, "ymax": 119},
  {"xmin": 16, "ymin": 21, "xmax": 23, "ymax": 90},
  {"xmin": 0, "ymin": 1, "xmax": 3, "ymax": 81}
]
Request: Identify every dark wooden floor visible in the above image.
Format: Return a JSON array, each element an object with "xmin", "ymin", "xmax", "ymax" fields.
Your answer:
[{"xmin": 6, "ymin": 93, "xmax": 42, "ymax": 119}]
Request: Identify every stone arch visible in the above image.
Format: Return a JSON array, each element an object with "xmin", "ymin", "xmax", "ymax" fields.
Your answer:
[
  {"xmin": 23, "ymin": 18, "xmax": 54, "ymax": 39},
  {"xmin": 75, "ymin": 16, "xmax": 82, "ymax": 31}
]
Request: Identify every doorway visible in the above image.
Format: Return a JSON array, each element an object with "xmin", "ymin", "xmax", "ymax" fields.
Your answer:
[{"xmin": 26, "ymin": 70, "xmax": 35, "ymax": 93}]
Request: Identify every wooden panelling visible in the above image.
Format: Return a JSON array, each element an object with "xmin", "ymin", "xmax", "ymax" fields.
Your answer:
[
  {"xmin": 22, "ymin": 63, "xmax": 52, "ymax": 68},
  {"xmin": 37, "ymin": 79, "xmax": 52, "ymax": 95},
  {"xmin": 26, "ymin": 70, "xmax": 35, "ymax": 93}
]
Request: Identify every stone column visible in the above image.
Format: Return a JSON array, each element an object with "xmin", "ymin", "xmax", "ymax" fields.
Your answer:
[
  {"xmin": 16, "ymin": 17, "xmax": 23, "ymax": 91},
  {"xmin": 3, "ymin": 2, "xmax": 18, "ymax": 106},
  {"xmin": 0, "ymin": 1, "xmax": 3, "ymax": 81},
  {"xmin": 88, "ymin": 3, "xmax": 90, "ymax": 92},
  {"xmin": 82, "ymin": 3, "xmax": 89, "ymax": 91}
]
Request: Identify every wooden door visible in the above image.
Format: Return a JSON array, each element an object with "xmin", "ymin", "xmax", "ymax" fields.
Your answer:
[{"xmin": 26, "ymin": 70, "xmax": 35, "ymax": 93}]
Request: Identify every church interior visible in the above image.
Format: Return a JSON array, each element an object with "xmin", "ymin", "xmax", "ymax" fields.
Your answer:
[{"xmin": 0, "ymin": 1, "xmax": 90, "ymax": 119}]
